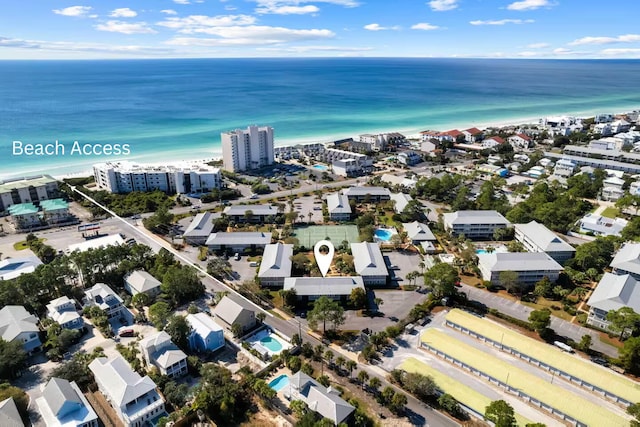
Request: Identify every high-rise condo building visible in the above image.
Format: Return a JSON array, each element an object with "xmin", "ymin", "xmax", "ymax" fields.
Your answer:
[{"xmin": 221, "ymin": 125, "xmax": 274, "ymax": 172}]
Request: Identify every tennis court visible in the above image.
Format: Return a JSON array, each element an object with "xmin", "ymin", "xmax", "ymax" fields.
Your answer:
[
  {"xmin": 292, "ymin": 225, "xmax": 360, "ymax": 248},
  {"xmin": 421, "ymin": 329, "xmax": 628, "ymax": 427},
  {"xmin": 445, "ymin": 309, "xmax": 640, "ymax": 405}
]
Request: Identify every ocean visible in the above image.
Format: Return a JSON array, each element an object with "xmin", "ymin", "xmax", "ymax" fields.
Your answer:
[{"xmin": 1, "ymin": 58, "xmax": 639, "ymax": 179}]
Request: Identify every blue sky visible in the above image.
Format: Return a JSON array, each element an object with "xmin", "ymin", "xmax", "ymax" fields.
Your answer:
[{"xmin": 1, "ymin": 0, "xmax": 640, "ymax": 59}]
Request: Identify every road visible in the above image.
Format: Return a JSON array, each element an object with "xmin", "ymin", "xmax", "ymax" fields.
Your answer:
[
  {"xmin": 68, "ymin": 184, "xmax": 457, "ymax": 427},
  {"xmin": 458, "ymin": 283, "xmax": 618, "ymax": 357}
]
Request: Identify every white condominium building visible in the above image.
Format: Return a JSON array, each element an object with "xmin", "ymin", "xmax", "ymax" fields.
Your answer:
[
  {"xmin": 221, "ymin": 125, "xmax": 274, "ymax": 172},
  {"xmin": 93, "ymin": 161, "xmax": 221, "ymax": 194}
]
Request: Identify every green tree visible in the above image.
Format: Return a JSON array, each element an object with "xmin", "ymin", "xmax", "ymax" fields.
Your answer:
[
  {"xmin": 149, "ymin": 301, "xmax": 172, "ymax": 329},
  {"xmin": 619, "ymin": 336, "xmax": 640, "ymax": 375},
  {"xmin": 533, "ymin": 276, "xmax": 553, "ymax": 298},
  {"xmin": 194, "ymin": 364, "xmax": 248, "ymax": 423},
  {"xmin": 424, "ymin": 263, "xmax": 459, "ymax": 298},
  {"xmin": 290, "ymin": 399, "xmax": 308, "ymax": 418},
  {"xmin": 498, "ymin": 270, "xmax": 521, "ymax": 295},
  {"xmin": 131, "ymin": 292, "xmax": 152, "ymax": 309},
  {"xmin": 529, "ymin": 309, "xmax": 551, "ymax": 335},
  {"xmin": 346, "ymin": 360, "xmax": 357, "ymax": 378},
  {"xmin": 389, "ymin": 392, "xmax": 408, "ymax": 414},
  {"xmin": 291, "ymin": 253, "xmax": 312, "ymax": 274},
  {"xmin": 357, "ymin": 370, "xmax": 369, "ymax": 387},
  {"xmin": 368, "ymin": 377, "xmax": 381, "ymax": 394},
  {"xmin": 484, "ymin": 400, "xmax": 517, "ymax": 427},
  {"xmin": 606, "ymin": 307, "xmax": 640, "ymax": 339},
  {"xmin": 349, "ymin": 287, "xmax": 367, "ymax": 309},
  {"xmin": 570, "ymin": 236, "xmax": 619, "ymax": 272},
  {"xmin": 0, "ymin": 383, "xmax": 29, "ymax": 425},
  {"xmin": 0, "ymin": 339, "xmax": 27, "ymax": 380},
  {"xmin": 279, "ymin": 289, "xmax": 297, "ymax": 309},
  {"xmin": 165, "ymin": 315, "xmax": 192, "ymax": 351},
  {"xmin": 579, "ymin": 334, "xmax": 592, "ymax": 353},
  {"xmin": 627, "ymin": 402, "xmax": 640, "ymax": 427},
  {"xmin": 231, "ymin": 322, "xmax": 243, "ymax": 338},
  {"xmin": 438, "ymin": 393, "xmax": 463, "ymax": 418},
  {"xmin": 161, "ymin": 265, "xmax": 205, "ymax": 305},
  {"xmin": 164, "ymin": 381, "xmax": 189, "ymax": 408},
  {"xmin": 307, "ymin": 296, "xmax": 345, "ymax": 334}
]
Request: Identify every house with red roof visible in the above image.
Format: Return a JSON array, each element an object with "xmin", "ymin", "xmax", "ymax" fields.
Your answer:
[
  {"xmin": 463, "ymin": 127, "xmax": 484, "ymax": 143},
  {"xmin": 508, "ymin": 133, "xmax": 533, "ymax": 150},
  {"xmin": 438, "ymin": 129, "xmax": 463, "ymax": 142},
  {"xmin": 419, "ymin": 130, "xmax": 441, "ymax": 142},
  {"xmin": 482, "ymin": 136, "xmax": 505, "ymax": 149}
]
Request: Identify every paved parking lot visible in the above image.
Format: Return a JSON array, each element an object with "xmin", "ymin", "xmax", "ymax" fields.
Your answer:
[
  {"xmin": 292, "ymin": 195, "xmax": 324, "ymax": 224},
  {"xmin": 384, "ymin": 251, "xmax": 424, "ymax": 284}
]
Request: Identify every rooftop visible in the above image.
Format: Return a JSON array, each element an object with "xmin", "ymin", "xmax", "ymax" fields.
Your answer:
[
  {"xmin": 588, "ymin": 273, "xmax": 640, "ymax": 314},
  {"xmin": 326, "ymin": 193, "xmax": 352, "ymax": 215},
  {"xmin": 610, "ymin": 243, "xmax": 640, "ymax": 276},
  {"xmin": 0, "ymin": 305, "xmax": 39, "ymax": 342},
  {"xmin": 390, "ymin": 192, "xmax": 412, "ymax": 213},
  {"xmin": 8, "ymin": 203, "xmax": 38, "ymax": 216},
  {"xmin": 478, "ymin": 252, "xmax": 564, "ymax": 272},
  {"xmin": 0, "ymin": 256, "xmax": 42, "ymax": 281},
  {"xmin": 0, "ymin": 175, "xmax": 57, "ymax": 192},
  {"xmin": 186, "ymin": 312, "xmax": 223, "ymax": 336},
  {"xmin": 443, "ymin": 210, "xmax": 510, "ymax": 226},
  {"xmin": 205, "ymin": 232, "xmax": 272, "ymax": 246},
  {"xmin": 125, "ymin": 270, "xmax": 161, "ymax": 293},
  {"xmin": 403, "ymin": 221, "xmax": 436, "ymax": 241},
  {"xmin": 283, "ymin": 276, "xmax": 365, "ymax": 297},
  {"xmin": 0, "ymin": 398, "xmax": 23, "ymax": 427},
  {"xmin": 258, "ymin": 243, "xmax": 293, "ymax": 279},
  {"xmin": 40, "ymin": 198, "xmax": 69, "ymax": 211},
  {"xmin": 68, "ymin": 234, "xmax": 124, "ymax": 253},
  {"xmin": 214, "ymin": 296, "xmax": 253, "ymax": 325},
  {"xmin": 182, "ymin": 212, "xmax": 215, "ymax": 238},
  {"xmin": 223, "ymin": 204, "xmax": 279, "ymax": 217},
  {"xmin": 289, "ymin": 372, "xmax": 354, "ymax": 425},
  {"xmin": 514, "ymin": 221, "xmax": 575, "ymax": 253},
  {"xmin": 341, "ymin": 186, "xmax": 391, "ymax": 197},
  {"xmin": 351, "ymin": 242, "xmax": 388, "ymax": 277},
  {"xmin": 88, "ymin": 356, "xmax": 158, "ymax": 407}
]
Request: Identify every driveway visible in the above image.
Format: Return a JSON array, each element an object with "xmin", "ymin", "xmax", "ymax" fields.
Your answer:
[{"xmin": 459, "ymin": 283, "xmax": 618, "ymax": 357}]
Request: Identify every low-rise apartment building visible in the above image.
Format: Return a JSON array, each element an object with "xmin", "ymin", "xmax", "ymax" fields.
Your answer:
[
  {"xmin": 513, "ymin": 221, "xmax": 575, "ymax": 265},
  {"xmin": 478, "ymin": 252, "xmax": 563, "ymax": 286},
  {"xmin": 443, "ymin": 210, "xmax": 510, "ymax": 240}
]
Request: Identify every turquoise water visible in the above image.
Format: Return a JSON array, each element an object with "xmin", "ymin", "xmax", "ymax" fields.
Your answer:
[
  {"xmin": 313, "ymin": 164, "xmax": 328, "ymax": 171},
  {"xmin": 1, "ymin": 59, "xmax": 640, "ymax": 178},
  {"xmin": 268, "ymin": 374, "xmax": 290, "ymax": 392},
  {"xmin": 260, "ymin": 336, "xmax": 283, "ymax": 352},
  {"xmin": 375, "ymin": 228, "xmax": 394, "ymax": 241},
  {"xmin": 476, "ymin": 249, "xmax": 488, "ymax": 255}
]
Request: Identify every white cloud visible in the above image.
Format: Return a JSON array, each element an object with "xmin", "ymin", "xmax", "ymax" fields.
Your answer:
[
  {"xmin": 507, "ymin": 0, "xmax": 552, "ymax": 11},
  {"xmin": 552, "ymin": 47, "xmax": 578, "ymax": 55},
  {"xmin": 165, "ymin": 26, "xmax": 334, "ymax": 46},
  {"xmin": 174, "ymin": 0, "xmax": 191, "ymax": 4},
  {"xmin": 517, "ymin": 51, "xmax": 540, "ymax": 57},
  {"xmin": 157, "ymin": 15, "xmax": 257, "ymax": 33},
  {"xmin": 411, "ymin": 23, "xmax": 440, "ymax": 31},
  {"xmin": 569, "ymin": 34, "xmax": 640, "ymax": 46},
  {"xmin": 526, "ymin": 42, "xmax": 549, "ymax": 48},
  {"xmin": 363, "ymin": 23, "xmax": 400, "ymax": 31},
  {"xmin": 257, "ymin": 45, "xmax": 372, "ymax": 53},
  {"xmin": 110, "ymin": 8, "xmax": 137, "ymax": 18},
  {"xmin": 95, "ymin": 21, "xmax": 157, "ymax": 34},
  {"xmin": 600, "ymin": 48, "xmax": 640, "ymax": 56},
  {"xmin": 161, "ymin": 9, "xmax": 178, "ymax": 15},
  {"xmin": 428, "ymin": 0, "xmax": 458, "ymax": 11},
  {"xmin": 0, "ymin": 36, "xmax": 172, "ymax": 56},
  {"xmin": 53, "ymin": 6, "xmax": 93, "ymax": 17},
  {"xmin": 470, "ymin": 19, "xmax": 534, "ymax": 25},
  {"xmin": 256, "ymin": 5, "xmax": 320, "ymax": 14}
]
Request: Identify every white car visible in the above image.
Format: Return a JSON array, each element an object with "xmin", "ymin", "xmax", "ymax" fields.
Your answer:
[{"xmin": 249, "ymin": 193, "xmax": 259, "ymax": 199}]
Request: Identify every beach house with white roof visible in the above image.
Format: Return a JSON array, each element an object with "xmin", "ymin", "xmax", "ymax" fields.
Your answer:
[
  {"xmin": 601, "ymin": 176, "xmax": 626, "ymax": 202},
  {"xmin": 351, "ymin": 242, "xmax": 388, "ymax": 286},
  {"xmin": 326, "ymin": 193, "xmax": 352, "ymax": 221},
  {"xmin": 341, "ymin": 186, "xmax": 391, "ymax": 203},
  {"xmin": 46, "ymin": 296, "xmax": 83, "ymax": 331},
  {"xmin": 283, "ymin": 277, "xmax": 365, "ymax": 302},
  {"xmin": 513, "ymin": 221, "xmax": 575, "ymax": 265},
  {"xmin": 206, "ymin": 232, "xmax": 272, "ymax": 252},
  {"xmin": 0, "ymin": 397, "xmax": 24, "ymax": 427},
  {"xmin": 258, "ymin": 243, "xmax": 293, "ymax": 287},
  {"xmin": 0, "ymin": 305, "xmax": 42, "ymax": 354},
  {"xmin": 390, "ymin": 192, "xmax": 413, "ymax": 214},
  {"xmin": 287, "ymin": 372, "xmax": 355, "ymax": 425},
  {"xmin": 186, "ymin": 313, "xmax": 225, "ymax": 353},
  {"xmin": 182, "ymin": 212, "xmax": 215, "ymax": 246},
  {"xmin": 0, "ymin": 256, "xmax": 42, "ymax": 281},
  {"xmin": 139, "ymin": 331, "xmax": 187, "ymax": 379},
  {"xmin": 587, "ymin": 273, "xmax": 640, "ymax": 331},
  {"xmin": 610, "ymin": 243, "xmax": 640, "ymax": 279},
  {"xmin": 579, "ymin": 213, "xmax": 627, "ymax": 237},
  {"xmin": 403, "ymin": 221, "xmax": 437, "ymax": 253},
  {"xmin": 124, "ymin": 270, "xmax": 161, "ymax": 297},
  {"xmin": 443, "ymin": 210, "xmax": 510, "ymax": 240},
  {"xmin": 478, "ymin": 252, "xmax": 563, "ymax": 286},
  {"xmin": 67, "ymin": 234, "xmax": 124, "ymax": 253},
  {"xmin": 213, "ymin": 296, "xmax": 256, "ymax": 335},
  {"xmin": 223, "ymin": 204, "xmax": 279, "ymax": 223},
  {"xmin": 83, "ymin": 283, "xmax": 127, "ymax": 320},
  {"xmin": 88, "ymin": 356, "xmax": 166, "ymax": 427},
  {"xmin": 36, "ymin": 377, "xmax": 98, "ymax": 427}
]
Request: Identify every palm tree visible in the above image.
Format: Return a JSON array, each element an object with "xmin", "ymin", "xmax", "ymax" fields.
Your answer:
[
  {"xmin": 324, "ymin": 349, "xmax": 334, "ymax": 367},
  {"xmin": 374, "ymin": 297, "xmax": 384, "ymax": 312},
  {"xmin": 357, "ymin": 370, "xmax": 369, "ymax": 388},
  {"xmin": 418, "ymin": 261, "xmax": 426, "ymax": 274},
  {"xmin": 308, "ymin": 212, "xmax": 313, "ymax": 224},
  {"xmin": 299, "ymin": 214, "xmax": 305, "ymax": 224},
  {"xmin": 369, "ymin": 377, "xmax": 381, "ymax": 395},
  {"xmin": 346, "ymin": 360, "xmax": 357, "ymax": 379},
  {"xmin": 335, "ymin": 356, "xmax": 346, "ymax": 374}
]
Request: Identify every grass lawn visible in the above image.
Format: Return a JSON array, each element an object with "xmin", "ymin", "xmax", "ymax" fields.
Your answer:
[
  {"xmin": 520, "ymin": 297, "xmax": 574, "ymax": 321},
  {"xmin": 445, "ymin": 309, "xmax": 640, "ymax": 405},
  {"xmin": 13, "ymin": 238, "xmax": 45, "ymax": 251},
  {"xmin": 421, "ymin": 328, "xmax": 628, "ymax": 427},
  {"xmin": 400, "ymin": 358, "xmax": 533, "ymax": 427},
  {"xmin": 601, "ymin": 206, "xmax": 620, "ymax": 219}
]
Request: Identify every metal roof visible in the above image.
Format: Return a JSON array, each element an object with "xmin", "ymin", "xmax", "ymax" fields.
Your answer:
[
  {"xmin": 403, "ymin": 221, "xmax": 436, "ymax": 241},
  {"xmin": 42, "ymin": 377, "xmax": 83, "ymax": 418},
  {"xmin": 183, "ymin": 212, "xmax": 215, "ymax": 238},
  {"xmin": 213, "ymin": 296, "xmax": 253, "ymax": 325},
  {"xmin": 588, "ymin": 273, "xmax": 640, "ymax": 314},
  {"xmin": 351, "ymin": 242, "xmax": 388, "ymax": 277},
  {"xmin": 326, "ymin": 193, "xmax": 352, "ymax": 215},
  {"xmin": 258, "ymin": 243, "xmax": 293, "ymax": 278},
  {"xmin": 0, "ymin": 175, "xmax": 57, "ymax": 192},
  {"xmin": 283, "ymin": 276, "xmax": 365, "ymax": 297},
  {"xmin": 125, "ymin": 270, "xmax": 161, "ymax": 293},
  {"xmin": 478, "ymin": 252, "xmax": 563, "ymax": 272},
  {"xmin": 443, "ymin": 210, "xmax": 510, "ymax": 226},
  {"xmin": 88, "ymin": 356, "xmax": 158, "ymax": 407},
  {"xmin": 610, "ymin": 243, "xmax": 640, "ymax": 276},
  {"xmin": 0, "ymin": 305, "xmax": 39, "ymax": 342},
  {"xmin": 0, "ymin": 398, "xmax": 24, "ymax": 427},
  {"xmin": 514, "ymin": 221, "xmax": 575, "ymax": 253},
  {"xmin": 223, "ymin": 204, "xmax": 279, "ymax": 217},
  {"xmin": 390, "ymin": 193, "xmax": 412, "ymax": 213},
  {"xmin": 341, "ymin": 186, "xmax": 391, "ymax": 197},
  {"xmin": 206, "ymin": 232, "xmax": 272, "ymax": 246},
  {"xmin": 289, "ymin": 372, "xmax": 355, "ymax": 424}
]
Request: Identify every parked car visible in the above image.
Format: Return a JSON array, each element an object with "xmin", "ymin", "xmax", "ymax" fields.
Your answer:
[
  {"xmin": 234, "ymin": 252, "xmax": 241, "ymax": 261},
  {"xmin": 590, "ymin": 356, "xmax": 609, "ymax": 366},
  {"xmin": 119, "ymin": 329, "xmax": 135, "ymax": 338},
  {"xmin": 249, "ymin": 261, "xmax": 258, "ymax": 267}
]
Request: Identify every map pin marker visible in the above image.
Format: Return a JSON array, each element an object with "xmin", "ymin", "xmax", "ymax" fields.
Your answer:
[{"xmin": 314, "ymin": 240, "xmax": 335, "ymax": 277}]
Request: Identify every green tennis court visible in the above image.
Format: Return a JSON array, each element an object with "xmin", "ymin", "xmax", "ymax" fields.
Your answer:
[{"xmin": 292, "ymin": 224, "xmax": 360, "ymax": 248}]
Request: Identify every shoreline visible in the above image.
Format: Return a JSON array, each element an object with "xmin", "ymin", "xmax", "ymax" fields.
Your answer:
[{"xmin": 3, "ymin": 103, "xmax": 638, "ymax": 182}]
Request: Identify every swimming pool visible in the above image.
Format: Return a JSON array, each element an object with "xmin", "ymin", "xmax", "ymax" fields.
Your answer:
[
  {"xmin": 269, "ymin": 374, "xmax": 290, "ymax": 391},
  {"xmin": 260, "ymin": 336, "xmax": 283, "ymax": 352},
  {"xmin": 313, "ymin": 164, "xmax": 328, "ymax": 171},
  {"xmin": 374, "ymin": 228, "xmax": 396, "ymax": 242}
]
